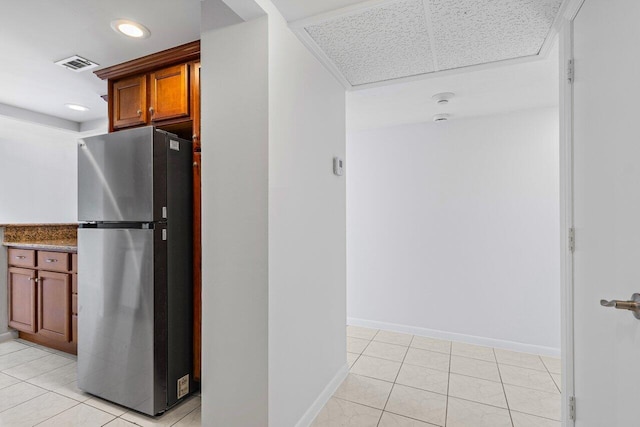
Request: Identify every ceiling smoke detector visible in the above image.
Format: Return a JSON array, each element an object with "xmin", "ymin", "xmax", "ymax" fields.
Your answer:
[
  {"xmin": 433, "ymin": 114, "xmax": 450, "ymax": 122},
  {"xmin": 55, "ymin": 55, "xmax": 99, "ymax": 72},
  {"xmin": 432, "ymin": 92, "xmax": 455, "ymax": 105}
]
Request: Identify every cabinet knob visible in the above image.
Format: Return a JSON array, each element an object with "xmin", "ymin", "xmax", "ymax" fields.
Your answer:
[
  {"xmin": 193, "ymin": 162, "xmax": 199, "ymax": 168},
  {"xmin": 137, "ymin": 109, "xmax": 142, "ymax": 116},
  {"xmin": 149, "ymin": 107, "xmax": 154, "ymax": 116}
]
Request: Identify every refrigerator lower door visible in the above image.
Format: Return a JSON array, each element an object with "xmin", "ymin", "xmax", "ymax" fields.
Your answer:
[{"xmin": 77, "ymin": 228, "xmax": 164, "ymax": 415}]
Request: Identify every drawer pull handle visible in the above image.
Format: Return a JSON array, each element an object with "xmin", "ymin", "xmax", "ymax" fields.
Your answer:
[
  {"xmin": 15, "ymin": 255, "xmax": 26, "ymax": 260},
  {"xmin": 45, "ymin": 259, "xmax": 58, "ymax": 263}
]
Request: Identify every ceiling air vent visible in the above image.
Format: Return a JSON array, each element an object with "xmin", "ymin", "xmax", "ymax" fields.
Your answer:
[{"xmin": 54, "ymin": 55, "xmax": 99, "ymax": 72}]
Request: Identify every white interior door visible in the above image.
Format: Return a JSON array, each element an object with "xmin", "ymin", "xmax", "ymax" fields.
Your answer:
[{"xmin": 573, "ymin": 0, "xmax": 640, "ymax": 425}]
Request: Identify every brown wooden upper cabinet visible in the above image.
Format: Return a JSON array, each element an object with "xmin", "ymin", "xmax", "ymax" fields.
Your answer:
[
  {"xmin": 111, "ymin": 64, "xmax": 190, "ymax": 131},
  {"xmin": 97, "ymin": 41, "xmax": 201, "ymax": 135},
  {"xmin": 150, "ymin": 64, "xmax": 189, "ymax": 122},
  {"xmin": 113, "ymin": 75, "xmax": 148, "ymax": 130}
]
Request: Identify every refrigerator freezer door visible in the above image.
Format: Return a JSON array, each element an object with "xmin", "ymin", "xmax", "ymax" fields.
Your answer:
[
  {"xmin": 78, "ymin": 127, "xmax": 156, "ymax": 222},
  {"xmin": 77, "ymin": 228, "xmax": 160, "ymax": 415}
]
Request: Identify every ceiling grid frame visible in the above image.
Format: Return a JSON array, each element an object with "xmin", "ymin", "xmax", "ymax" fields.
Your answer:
[
  {"xmin": 290, "ymin": 0, "xmax": 571, "ymax": 90},
  {"xmin": 420, "ymin": 0, "xmax": 440, "ymax": 72}
]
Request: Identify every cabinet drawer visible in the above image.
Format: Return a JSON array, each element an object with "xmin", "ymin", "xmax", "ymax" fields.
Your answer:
[
  {"xmin": 72, "ymin": 294, "xmax": 78, "ymax": 315},
  {"xmin": 71, "ymin": 254, "xmax": 78, "ymax": 273},
  {"xmin": 72, "ymin": 274, "xmax": 78, "ymax": 294},
  {"xmin": 37, "ymin": 251, "xmax": 70, "ymax": 272},
  {"xmin": 8, "ymin": 248, "xmax": 35, "ymax": 268}
]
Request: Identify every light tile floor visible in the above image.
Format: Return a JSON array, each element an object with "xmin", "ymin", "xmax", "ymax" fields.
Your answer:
[
  {"xmin": 0, "ymin": 339, "xmax": 200, "ymax": 427},
  {"xmin": 312, "ymin": 326, "xmax": 561, "ymax": 427},
  {"xmin": 0, "ymin": 329, "xmax": 561, "ymax": 427}
]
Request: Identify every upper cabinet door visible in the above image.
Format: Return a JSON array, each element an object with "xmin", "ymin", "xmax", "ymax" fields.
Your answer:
[
  {"xmin": 113, "ymin": 75, "xmax": 148, "ymax": 130},
  {"xmin": 191, "ymin": 62, "xmax": 201, "ymax": 151},
  {"xmin": 149, "ymin": 64, "xmax": 189, "ymax": 122}
]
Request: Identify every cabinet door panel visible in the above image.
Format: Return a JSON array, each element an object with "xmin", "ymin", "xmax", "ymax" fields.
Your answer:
[
  {"xmin": 150, "ymin": 64, "xmax": 189, "ymax": 122},
  {"xmin": 191, "ymin": 62, "xmax": 201, "ymax": 151},
  {"xmin": 113, "ymin": 75, "xmax": 147, "ymax": 129},
  {"xmin": 38, "ymin": 271, "xmax": 71, "ymax": 342},
  {"xmin": 72, "ymin": 315, "xmax": 78, "ymax": 344},
  {"xmin": 8, "ymin": 267, "xmax": 37, "ymax": 333}
]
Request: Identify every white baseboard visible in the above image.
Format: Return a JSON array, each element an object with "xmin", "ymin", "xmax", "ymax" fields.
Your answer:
[
  {"xmin": 0, "ymin": 331, "xmax": 17, "ymax": 344},
  {"xmin": 295, "ymin": 362, "xmax": 349, "ymax": 427},
  {"xmin": 347, "ymin": 317, "xmax": 561, "ymax": 358}
]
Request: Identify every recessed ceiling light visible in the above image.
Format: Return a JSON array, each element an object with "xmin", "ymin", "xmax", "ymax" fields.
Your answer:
[
  {"xmin": 65, "ymin": 103, "xmax": 90, "ymax": 112},
  {"xmin": 111, "ymin": 19, "xmax": 151, "ymax": 39}
]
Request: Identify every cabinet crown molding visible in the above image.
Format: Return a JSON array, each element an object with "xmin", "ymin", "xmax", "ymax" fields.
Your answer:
[{"xmin": 95, "ymin": 40, "xmax": 200, "ymax": 81}]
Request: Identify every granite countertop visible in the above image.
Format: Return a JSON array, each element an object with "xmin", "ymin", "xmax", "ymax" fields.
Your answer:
[
  {"xmin": 3, "ymin": 240, "xmax": 78, "ymax": 252},
  {"xmin": 2, "ymin": 224, "xmax": 77, "ymax": 252}
]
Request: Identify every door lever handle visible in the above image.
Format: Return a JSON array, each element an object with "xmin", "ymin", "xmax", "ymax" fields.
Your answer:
[{"xmin": 600, "ymin": 293, "xmax": 640, "ymax": 319}]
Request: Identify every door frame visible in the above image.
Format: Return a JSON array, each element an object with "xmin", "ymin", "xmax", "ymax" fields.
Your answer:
[{"xmin": 559, "ymin": 0, "xmax": 586, "ymax": 425}]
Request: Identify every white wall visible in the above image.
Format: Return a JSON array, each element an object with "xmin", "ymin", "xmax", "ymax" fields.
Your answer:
[
  {"xmin": 347, "ymin": 107, "xmax": 561, "ymax": 354},
  {"xmin": 201, "ymin": 16, "xmax": 269, "ymax": 427},
  {"xmin": 0, "ymin": 116, "xmax": 78, "ymax": 224},
  {"xmin": 263, "ymin": 3, "xmax": 347, "ymax": 427},
  {"xmin": 201, "ymin": 0, "xmax": 346, "ymax": 425}
]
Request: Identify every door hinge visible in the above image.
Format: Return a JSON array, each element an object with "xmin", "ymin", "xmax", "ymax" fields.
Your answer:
[
  {"xmin": 162, "ymin": 229, "xmax": 167, "ymax": 241},
  {"xmin": 569, "ymin": 227, "xmax": 576, "ymax": 253},
  {"xmin": 567, "ymin": 59, "xmax": 575, "ymax": 83},
  {"xmin": 569, "ymin": 396, "xmax": 576, "ymax": 420}
]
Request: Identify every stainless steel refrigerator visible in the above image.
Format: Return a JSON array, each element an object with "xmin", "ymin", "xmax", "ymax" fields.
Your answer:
[{"xmin": 76, "ymin": 126, "xmax": 194, "ymax": 416}]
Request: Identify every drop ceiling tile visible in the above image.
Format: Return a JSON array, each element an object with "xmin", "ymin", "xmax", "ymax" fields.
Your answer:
[
  {"xmin": 427, "ymin": 0, "xmax": 563, "ymax": 70},
  {"xmin": 305, "ymin": 0, "xmax": 436, "ymax": 86}
]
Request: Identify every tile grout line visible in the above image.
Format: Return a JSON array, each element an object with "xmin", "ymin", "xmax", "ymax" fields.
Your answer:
[
  {"xmin": 32, "ymin": 400, "xmax": 83, "ymax": 426},
  {"xmin": 444, "ymin": 340, "xmax": 452, "ymax": 427},
  {"xmin": 541, "ymin": 355, "xmax": 563, "ymax": 394},
  {"xmin": 493, "ymin": 347, "xmax": 515, "ymax": 427},
  {"xmin": 377, "ymin": 332, "xmax": 413, "ymax": 427}
]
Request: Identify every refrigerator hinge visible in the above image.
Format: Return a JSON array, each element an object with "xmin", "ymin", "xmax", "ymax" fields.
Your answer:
[
  {"xmin": 162, "ymin": 207, "xmax": 167, "ymax": 219},
  {"xmin": 569, "ymin": 396, "xmax": 576, "ymax": 420},
  {"xmin": 162, "ymin": 229, "xmax": 167, "ymax": 241}
]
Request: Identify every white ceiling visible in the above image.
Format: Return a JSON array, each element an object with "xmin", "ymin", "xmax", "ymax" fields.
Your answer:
[
  {"xmin": 347, "ymin": 39, "xmax": 559, "ymax": 131},
  {"xmin": 1, "ymin": 0, "xmax": 561, "ymax": 132},
  {"xmin": 266, "ymin": 0, "xmax": 367, "ymax": 22},
  {"xmin": 0, "ymin": 0, "xmax": 200, "ymax": 125},
  {"xmin": 292, "ymin": 0, "xmax": 563, "ymax": 87}
]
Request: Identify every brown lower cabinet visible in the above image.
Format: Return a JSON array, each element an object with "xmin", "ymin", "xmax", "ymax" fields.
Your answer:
[{"xmin": 7, "ymin": 248, "xmax": 77, "ymax": 354}]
